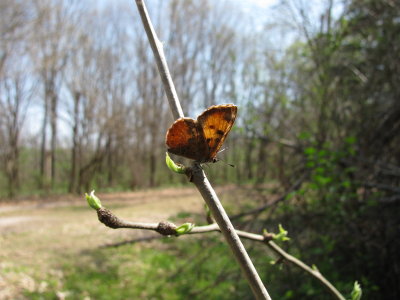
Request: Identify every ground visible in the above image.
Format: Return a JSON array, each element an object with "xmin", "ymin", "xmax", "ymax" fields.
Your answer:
[{"xmin": 0, "ymin": 186, "xmax": 237, "ymax": 299}]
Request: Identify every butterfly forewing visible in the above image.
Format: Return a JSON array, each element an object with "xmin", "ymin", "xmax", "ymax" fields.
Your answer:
[
  {"xmin": 197, "ymin": 104, "xmax": 237, "ymax": 160},
  {"xmin": 165, "ymin": 118, "xmax": 208, "ymax": 161}
]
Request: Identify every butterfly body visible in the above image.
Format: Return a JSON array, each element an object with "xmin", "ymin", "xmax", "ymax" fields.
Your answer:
[{"xmin": 166, "ymin": 104, "xmax": 237, "ymax": 163}]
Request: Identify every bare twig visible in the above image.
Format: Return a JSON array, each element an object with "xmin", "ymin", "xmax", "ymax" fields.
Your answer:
[
  {"xmin": 265, "ymin": 241, "xmax": 346, "ymax": 300},
  {"xmin": 190, "ymin": 164, "xmax": 270, "ymax": 299},
  {"xmin": 232, "ymin": 172, "xmax": 307, "ymax": 220},
  {"xmin": 133, "ymin": 1, "xmax": 270, "ymax": 299},
  {"xmin": 97, "ymin": 207, "xmax": 177, "ymax": 235},
  {"xmin": 135, "ymin": 0, "xmax": 183, "ymax": 120},
  {"xmin": 97, "ymin": 207, "xmax": 346, "ymax": 300}
]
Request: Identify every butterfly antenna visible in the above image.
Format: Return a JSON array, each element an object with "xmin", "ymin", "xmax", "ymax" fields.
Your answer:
[
  {"xmin": 218, "ymin": 147, "xmax": 228, "ymax": 154},
  {"xmin": 216, "ymin": 148, "xmax": 235, "ymax": 167},
  {"xmin": 218, "ymin": 157, "xmax": 235, "ymax": 168}
]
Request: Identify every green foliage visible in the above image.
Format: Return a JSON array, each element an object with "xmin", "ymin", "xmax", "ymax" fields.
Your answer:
[{"xmin": 303, "ymin": 136, "xmax": 357, "ymax": 197}]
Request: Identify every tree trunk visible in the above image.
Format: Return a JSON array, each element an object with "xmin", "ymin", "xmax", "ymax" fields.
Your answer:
[
  {"xmin": 50, "ymin": 87, "xmax": 58, "ymax": 188},
  {"xmin": 6, "ymin": 139, "xmax": 19, "ymax": 198},
  {"xmin": 245, "ymin": 137, "xmax": 254, "ymax": 180},
  {"xmin": 40, "ymin": 87, "xmax": 49, "ymax": 189},
  {"xmin": 255, "ymin": 138, "xmax": 268, "ymax": 185},
  {"xmin": 149, "ymin": 151, "xmax": 156, "ymax": 187},
  {"xmin": 106, "ymin": 134, "xmax": 113, "ymax": 186},
  {"xmin": 68, "ymin": 91, "xmax": 80, "ymax": 193}
]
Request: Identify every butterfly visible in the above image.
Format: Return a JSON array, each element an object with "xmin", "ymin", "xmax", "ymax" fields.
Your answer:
[{"xmin": 165, "ymin": 104, "xmax": 237, "ymax": 163}]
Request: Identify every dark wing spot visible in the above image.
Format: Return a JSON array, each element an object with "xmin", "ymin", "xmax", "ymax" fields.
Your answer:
[
  {"xmin": 215, "ymin": 138, "xmax": 221, "ymax": 143},
  {"xmin": 224, "ymin": 112, "xmax": 233, "ymax": 121},
  {"xmin": 209, "ymin": 125, "xmax": 215, "ymax": 129},
  {"xmin": 206, "ymin": 138, "xmax": 211, "ymax": 143},
  {"xmin": 216, "ymin": 130, "xmax": 224, "ymax": 136}
]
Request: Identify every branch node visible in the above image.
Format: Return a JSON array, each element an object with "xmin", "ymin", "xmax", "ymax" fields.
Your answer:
[
  {"xmin": 156, "ymin": 221, "xmax": 178, "ymax": 236},
  {"xmin": 97, "ymin": 207, "xmax": 122, "ymax": 229},
  {"xmin": 263, "ymin": 232, "xmax": 275, "ymax": 242}
]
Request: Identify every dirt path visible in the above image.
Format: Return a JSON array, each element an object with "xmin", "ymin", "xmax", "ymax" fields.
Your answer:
[{"xmin": 0, "ymin": 187, "xmax": 202, "ymax": 229}]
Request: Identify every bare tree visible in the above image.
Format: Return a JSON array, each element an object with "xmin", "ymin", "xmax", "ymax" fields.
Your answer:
[
  {"xmin": 29, "ymin": 0, "xmax": 79, "ymax": 189},
  {"xmin": 0, "ymin": 0, "xmax": 34, "ymax": 197}
]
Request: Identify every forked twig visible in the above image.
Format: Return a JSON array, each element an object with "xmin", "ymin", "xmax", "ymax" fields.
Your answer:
[
  {"xmin": 96, "ymin": 206, "xmax": 346, "ymax": 300},
  {"xmin": 134, "ymin": 0, "xmax": 270, "ymax": 299}
]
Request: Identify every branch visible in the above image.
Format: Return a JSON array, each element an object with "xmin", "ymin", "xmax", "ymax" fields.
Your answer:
[
  {"xmin": 188, "ymin": 164, "xmax": 270, "ymax": 300},
  {"xmin": 265, "ymin": 241, "xmax": 346, "ymax": 300},
  {"xmin": 96, "ymin": 206, "xmax": 346, "ymax": 300},
  {"xmin": 232, "ymin": 172, "xmax": 307, "ymax": 220},
  {"xmin": 135, "ymin": 0, "xmax": 183, "ymax": 120},
  {"xmin": 97, "ymin": 207, "xmax": 177, "ymax": 235},
  {"xmin": 133, "ymin": 1, "xmax": 270, "ymax": 299}
]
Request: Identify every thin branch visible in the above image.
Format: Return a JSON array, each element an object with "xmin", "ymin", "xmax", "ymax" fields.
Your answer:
[
  {"xmin": 232, "ymin": 172, "xmax": 307, "ymax": 220},
  {"xmin": 135, "ymin": 0, "xmax": 183, "ymax": 119},
  {"xmin": 189, "ymin": 164, "xmax": 270, "ymax": 299},
  {"xmin": 97, "ymin": 207, "xmax": 346, "ymax": 300},
  {"xmin": 265, "ymin": 241, "xmax": 346, "ymax": 300},
  {"xmin": 133, "ymin": 1, "xmax": 270, "ymax": 299},
  {"xmin": 97, "ymin": 207, "xmax": 177, "ymax": 235}
]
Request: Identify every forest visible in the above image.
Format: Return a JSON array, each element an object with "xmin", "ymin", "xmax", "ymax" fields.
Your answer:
[{"xmin": 1, "ymin": 0, "xmax": 399, "ymax": 299}]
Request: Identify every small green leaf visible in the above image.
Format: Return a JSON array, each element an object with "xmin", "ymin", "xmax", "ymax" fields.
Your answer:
[
  {"xmin": 298, "ymin": 131, "xmax": 311, "ymax": 140},
  {"xmin": 166, "ymin": 152, "xmax": 186, "ymax": 174},
  {"xmin": 314, "ymin": 175, "xmax": 332, "ymax": 186},
  {"xmin": 273, "ymin": 224, "xmax": 290, "ymax": 242},
  {"xmin": 285, "ymin": 191, "xmax": 297, "ymax": 201},
  {"xmin": 175, "ymin": 223, "xmax": 194, "ymax": 235},
  {"xmin": 306, "ymin": 161, "xmax": 316, "ymax": 168},
  {"xmin": 341, "ymin": 181, "xmax": 351, "ymax": 188},
  {"xmin": 318, "ymin": 150, "xmax": 328, "ymax": 157},
  {"xmin": 304, "ymin": 147, "xmax": 316, "ymax": 155},
  {"xmin": 345, "ymin": 136, "xmax": 356, "ymax": 145},
  {"xmin": 85, "ymin": 190, "xmax": 102, "ymax": 210},
  {"xmin": 348, "ymin": 147, "xmax": 356, "ymax": 156},
  {"xmin": 351, "ymin": 281, "xmax": 362, "ymax": 300}
]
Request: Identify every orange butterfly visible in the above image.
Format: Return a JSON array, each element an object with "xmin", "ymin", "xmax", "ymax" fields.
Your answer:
[{"xmin": 165, "ymin": 104, "xmax": 237, "ymax": 163}]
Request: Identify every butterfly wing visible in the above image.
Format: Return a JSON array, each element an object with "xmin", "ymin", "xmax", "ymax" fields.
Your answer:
[
  {"xmin": 197, "ymin": 104, "xmax": 237, "ymax": 161},
  {"xmin": 165, "ymin": 117, "xmax": 208, "ymax": 161}
]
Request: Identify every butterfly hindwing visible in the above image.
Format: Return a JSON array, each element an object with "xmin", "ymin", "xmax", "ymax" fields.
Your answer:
[
  {"xmin": 197, "ymin": 104, "xmax": 237, "ymax": 160},
  {"xmin": 165, "ymin": 117, "xmax": 208, "ymax": 161}
]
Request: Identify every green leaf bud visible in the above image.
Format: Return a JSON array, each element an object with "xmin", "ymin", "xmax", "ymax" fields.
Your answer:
[
  {"xmin": 85, "ymin": 190, "xmax": 102, "ymax": 210},
  {"xmin": 166, "ymin": 153, "xmax": 186, "ymax": 174},
  {"xmin": 175, "ymin": 223, "xmax": 194, "ymax": 235},
  {"xmin": 351, "ymin": 281, "xmax": 362, "ymax": 300}
]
